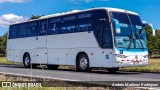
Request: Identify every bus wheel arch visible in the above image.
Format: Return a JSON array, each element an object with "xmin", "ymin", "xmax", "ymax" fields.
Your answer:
[
  {"xmin": 23, "ymin": 52, "xmax": 31, "ymax": 68},
  {"xmin": 76, "ymin": 52, "xmax": 91, "ymax": 72}
]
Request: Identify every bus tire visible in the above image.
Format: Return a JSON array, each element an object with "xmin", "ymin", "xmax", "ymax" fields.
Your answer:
[
  {"xmin": 23, "ymin": 53, "xmax": 31, "ymax": 68},
  {"xmin": 77, "ymin": 53, "xmax": 91, "ymax": 72},
  {"xmin": 47, "ymin": 65, "xmax": 59, "ymax": 70},
  {"xmin": 107, "ymin": 68, "xmax": 119, "ymax": 73}
]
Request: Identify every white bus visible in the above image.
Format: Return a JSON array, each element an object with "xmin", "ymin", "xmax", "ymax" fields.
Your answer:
[{"xmin": 7, "ymin": 7, "xmax": 155, "ymax": 72}]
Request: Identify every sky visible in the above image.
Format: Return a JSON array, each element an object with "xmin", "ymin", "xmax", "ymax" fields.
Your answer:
[{"xmin": 0, "ymin": 0, "xmax": 160, "ymax": 36}]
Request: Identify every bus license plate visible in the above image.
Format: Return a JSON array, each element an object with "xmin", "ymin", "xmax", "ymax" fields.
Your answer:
[{"xmin": 134, "ymin": 61, "xmax": 139, "ymax": 65}]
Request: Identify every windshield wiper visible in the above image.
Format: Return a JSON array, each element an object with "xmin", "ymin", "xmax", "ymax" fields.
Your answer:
[
  {"xmin": 127, "ymin": 32, "xmax": 144, "ymax": 50},
  {"xmin": 127, "ymin": 32, "xmax": 135, "ymax": 50},
  {"xmin": 136, "ymin": 32, "xmax": 144, "ymax": 50},
  {"xmin": 126, "ymin": 13, "xmax": 137, "ymax": 50}
]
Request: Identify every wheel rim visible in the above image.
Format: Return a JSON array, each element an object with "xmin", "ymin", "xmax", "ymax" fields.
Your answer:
[
  {"xmin": 24, "ymin": 57, "xmax": 30, "ymax": 66},
  {"xmin": 80, "ymin": 57, "xmax": 88, "ymax": 69}
]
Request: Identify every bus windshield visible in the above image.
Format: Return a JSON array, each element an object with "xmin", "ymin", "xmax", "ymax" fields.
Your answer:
[{"xmin": 111, "ymin": 12, "xmax": 147, "ymax": 49}]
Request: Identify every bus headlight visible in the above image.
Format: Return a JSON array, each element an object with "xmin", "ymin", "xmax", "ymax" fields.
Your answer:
[
  {"xmin": 143, "ymin": 54, "xmax": 148, "ymax": 58},
  {"xmin": 115, "ymin": 54, "xmax": 127, "ymax": 59}
]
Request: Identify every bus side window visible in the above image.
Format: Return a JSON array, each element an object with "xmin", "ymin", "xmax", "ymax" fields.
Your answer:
[
  {"xmin": 93, "ymin": 10, "xmax": 110, "ymax": 48},
  {"xmin": 9, "ymin": 26, "xmax": 12, "ymax": 39},
  {"xmin": 9, "ymin": 25, "xmax": 18, "ymax": 39},
  {"xmin": 27, "ymin": 22, "xmax": 38, "ymax": 37},
  {"xmin": 39, "ymin": 20, "xmax": 47, "ymax": 36},
  {"xmin": 9, "ymin": 26, "xmax": 13, "ymax": 39},
  {"xmin": 48, "ymin": 18, "xmax": 61, "ymax": 35},
  {"xmin": 18, "ymin": 24, "xmax": 27, "ymax": 38},
  {"xmin": 77, "ymin": 13, "xmax": 92, "ymax": 32},
  {"xmin": 103, "ymin": 26, "xmax": 113, "ymax": 48},
  {"xmin": 61, "ymin": 16, "xmax": 76, "ymax": 33}
]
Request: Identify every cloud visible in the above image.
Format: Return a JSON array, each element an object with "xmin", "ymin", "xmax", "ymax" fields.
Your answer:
[
  {"xmin": 0, "ymin": 14, "xmax": 28, "ymax": 27},
  {"xmin": 0, "ymin": 0, "xmax": 29, "ymax": 3},
  {"xmin": 70, "ymin": 0, "xmax": 109, "ymax": 4}
]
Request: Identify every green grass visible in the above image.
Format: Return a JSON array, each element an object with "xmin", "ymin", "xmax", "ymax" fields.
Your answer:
[
  {"xmin": 120, "ymin": 59, "xmax": 160, "ymax": 73},
  {"xmin": 0, "ymin": 57, "xmax": 17, "ymax": 64}
]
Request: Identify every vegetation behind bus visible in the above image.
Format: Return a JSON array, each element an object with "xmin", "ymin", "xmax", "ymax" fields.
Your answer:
[
  {"xmin": 145, "ymin": 27, "xmax": 160, "ymax": 58},
  {"xmin": 29, "ymin": 15, "xmax": 42, "ymax": 20}
]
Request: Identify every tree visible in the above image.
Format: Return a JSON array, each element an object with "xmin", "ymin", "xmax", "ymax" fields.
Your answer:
[
  {"xmin": 145, "ymin": 26, "xmax": 160, "ymax": 56},
  {"xmin": 0, "ymin": 33, "xmax": 8, "ymax": 56},
  {"xmin": 155, "ymin": 30, "xmax": 160, "ymax": 54},
  {"xmin": 29, "ymin": 15, "xmax": 41, "ymax": 20},
  {"xmin": 145, "ymin": 27, "xmax": 155, "ymax": 51}
]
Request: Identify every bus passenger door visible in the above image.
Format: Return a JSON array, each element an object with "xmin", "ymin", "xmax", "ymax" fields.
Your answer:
[
  {"xmin": 36, "ymin": 20, "xmax": 48, "ymax": 64},
  {"xmin": 101, "ymin": 25, "xmax": 114, "ymax": 67}
]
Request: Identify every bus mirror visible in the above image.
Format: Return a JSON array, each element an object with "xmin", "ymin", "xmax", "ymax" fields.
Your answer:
[
  {"xmin": 143, "ymin": 23, "xmax": 155, "ymax": 36},
  {"xmin": 112, "ymin": 18, "xmax": 121, "ymax": 34}
]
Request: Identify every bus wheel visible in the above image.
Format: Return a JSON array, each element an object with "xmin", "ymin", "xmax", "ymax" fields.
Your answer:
[
  {"xmin": 47, "ymin": 65, "xmax": 59, "ymax": 70},
  {"xmin": 23, "ymin": 54, "xmax": 31, "ymax": 68},
  {"xmin": 77, "ymin": 54, "xmax": 91, "ymax": 72},
  {"xmin": 107, "ymin": 68, "xmax": 119, "ymax": 73}
]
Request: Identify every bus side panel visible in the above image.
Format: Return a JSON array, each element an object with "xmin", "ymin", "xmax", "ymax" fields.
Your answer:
[
  {"xmin": 7, "ymin": 37, "xmax": 38, "ymax": 63},
  {"xmin": 47, "ymin": 32, "xmax": 98, "ymax": 49},
  {"xmin": 89, "ymin": 48, "xmax": 103, "ymax": 67},
  {"xmin": 48, "ymin": 49, "xmax": 71, "ymax": 65},
  {"xmin": 13, "ymin": 50, "xmax": 21, "ymax": 63},
  {"xmin": 7, "ymin": 50, "xmax": 14, "ymax": 62},
  {"xmin": 101, "ymin": 49, "xmax": 113, "ymax": 68},
  {"xmin": 47, "ymin": 32, "xmax": 99, "ymax": 66},
  {"xmin": 35, "ymin": 49, "xmax": 48, "ymax": 64},
  {"xmin": 7, "ymin": 39, "xmax": 14, "ymax": 62},
  {"xmin": 66, "ymin": 49, "xmax": 72, "ymax": 65},
  {"xmin": 31, "ymin": 49, "xmax": 37, "ymax": 64}
]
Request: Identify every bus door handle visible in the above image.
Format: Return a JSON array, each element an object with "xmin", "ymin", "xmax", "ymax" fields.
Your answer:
[{"xmin": 36, "ymin": 37, "xmax": 38, "ymax": 40}]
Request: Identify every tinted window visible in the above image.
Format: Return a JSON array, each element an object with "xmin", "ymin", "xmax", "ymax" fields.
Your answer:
[
  {"xmin": 39, "ymin": 20, "xmax": 47, "ymax": 36},
  {"xmin": 112, "ymin": 12, "xmax": 143, "ymax": 37},
  {"xmin": 48, "ymin": 18, "xmax": 61, "ymax": 35},
  {"xmin": 27, "ymin": 21, "xmax": 38, "ymax": 37},
  {"xmin": 9, "ymin": 25, "xmax": 18, "ymax": 39},
  {"xmin": 112, "ymin": 12, "xmax": 142, "ymax": 26},
  {"xmin": 18, "ymin": 23, "xmax": 27, "ymax": 38},
  {"xmin": 103, "ymin": 25, "xmax": 113, "ymax": 48},
  {"xmin": 61, "ymin": 16, "xmax": 76, "ymax": 33},
  {"xmin": 111, "ymin": 12, "xmax": 130, "ymax": 24},
  {"xmin": 129, "ymin": 14, "xmax": 142, "ymax": 25},
  {"xmin": 77, "ymin": 13, "xmax": 92, "ymax": 32},
  {"xmin": 93, "ymin": 10, "xmax": 110, "ymax": 48}
]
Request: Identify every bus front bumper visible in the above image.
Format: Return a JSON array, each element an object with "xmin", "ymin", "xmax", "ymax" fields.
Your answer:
[{"xmin": 113, "ymin": 59, "xmax": 148, "ymax": 67}]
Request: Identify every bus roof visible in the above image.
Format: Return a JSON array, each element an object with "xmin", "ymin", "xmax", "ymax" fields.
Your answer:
[
  {"xmin": 39, "ymin": 7, "xmax": 139, "ymax": 19},
  {"xmin": 11, "ymin": 7, "xmax": 139, "ymax": 25}
]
